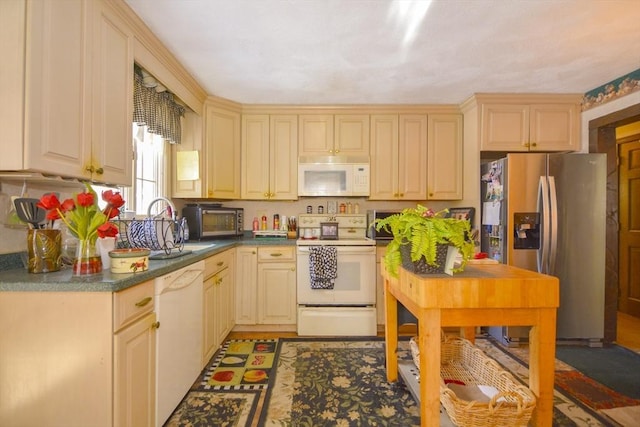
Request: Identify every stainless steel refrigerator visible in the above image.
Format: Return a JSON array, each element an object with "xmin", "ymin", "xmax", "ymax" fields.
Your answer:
[{"xmin": 480, "ymin": 153, "xmax": 606, "ymax": 346}]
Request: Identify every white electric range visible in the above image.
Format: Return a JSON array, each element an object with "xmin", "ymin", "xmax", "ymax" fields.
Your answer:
[{"xmin": 295, "ymin": 214, "xmax": 377, "ymax": 336}]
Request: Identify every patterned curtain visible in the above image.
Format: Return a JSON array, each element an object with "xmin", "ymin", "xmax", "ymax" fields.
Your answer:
[{"xmin": 133, "ymin": 68, "xmax": 185, "ymax": 144}]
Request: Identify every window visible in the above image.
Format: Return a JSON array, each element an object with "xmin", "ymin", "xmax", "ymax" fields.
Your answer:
[{"xmin": 125, "ymin": 124, "xmax": 167, "ymax": 215}]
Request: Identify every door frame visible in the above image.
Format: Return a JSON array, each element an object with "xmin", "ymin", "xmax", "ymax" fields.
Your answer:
[{"xmin": 588, "ymin": 102, "xmax": 640, "ymax": 343}]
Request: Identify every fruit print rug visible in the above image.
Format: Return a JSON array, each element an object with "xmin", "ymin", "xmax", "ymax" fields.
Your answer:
[{"xmin": 202, "ymin": 339, "xmax": 276, "ymax": 390}]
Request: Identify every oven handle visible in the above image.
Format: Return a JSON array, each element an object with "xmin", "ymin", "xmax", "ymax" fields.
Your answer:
[{"xmin": 296, "ymin": 246, "xmax": 376, "ymax": 254}]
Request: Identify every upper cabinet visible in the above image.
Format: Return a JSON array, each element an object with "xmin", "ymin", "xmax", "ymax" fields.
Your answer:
[
  {"xmin": 427, "ymin": 114, "xmax": 463, "ymax": 200},
  {"xmin": 462, "ymin": 94, "xmax": 582, "ymax": 152},
  {"xmin": 370, "ymin": 114, "xmax": 428, "ymax": 200},
  {"xmin": 90, "ymin": 0, "xmax": 134, "ymax": 185},
  {"xmin": 0, "ymin": 0, "xmax": 133, "ymax": 186},
  {"xmin": 241, "ymin": 114, "xmax": 298, "ymax": 200},
  {"xmin": 299, "ymin": 114, "xmax": 369, "ymax": 157},
  {"xmin": 203, "ymin": 100, "xmax": 241, "ymax": 199}
]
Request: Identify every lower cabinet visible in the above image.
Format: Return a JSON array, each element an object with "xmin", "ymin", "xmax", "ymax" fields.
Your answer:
[
  {"xmin": 376, "ymin": 246, "xmax": 387, "ymax": 325},
  {"xmin": 235, "ymin": 245, "xmax": 297, "ymax": 326},
  {"xmin": 113, "ymin": 311, "xmax": 157, "ymax": 427},
  {"xmin": 202, "ymin": 249, "xmax": 235, "ymax": 366},
  {"xmin": 257, "ymin": 246, "xmax": 297, "ymax": 324},
  {"xmin": 0, "ymin": 279, "xmax": 157, "ymax": 427}
]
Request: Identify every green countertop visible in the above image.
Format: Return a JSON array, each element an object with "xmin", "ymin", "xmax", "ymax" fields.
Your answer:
[{"xmin": 0, "ymin": 237, "xmax": 296, "ymax": 293}]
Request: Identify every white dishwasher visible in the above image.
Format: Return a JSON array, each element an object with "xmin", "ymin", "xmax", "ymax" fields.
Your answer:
[{"xmin": 155, "ymin": 260, "xmax": 204, "ymax": 427}]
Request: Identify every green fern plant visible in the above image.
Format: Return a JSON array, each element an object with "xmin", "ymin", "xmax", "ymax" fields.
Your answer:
[{"xmin": 373, "ymin": 205, "xmax": 474, "ymax": 277}]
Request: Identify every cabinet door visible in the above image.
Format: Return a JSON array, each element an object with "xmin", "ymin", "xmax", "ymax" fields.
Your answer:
[
  {"xmin": 241, "ymin": 114, "xmax": 270, "ymax": 199},
  {"xmin": 91, "ymin": 0, "xmax": 133, "ymax": 185},
  {"xmin": 235, "ymin": 247, "xmax": 258, "ymax": 324},
  {"xmin": 529, "ymin": 103, "xmax": 580, "ymax": 151},
  {"xmin": 218, "ymin": 264, "xmax": 235, "ymax": 343},
  {"xmin": 369, "ymin": 114, "xmax": 399, "ymax": 200},
  {"xmin": 398, "ymin": 114, "xmax": 428, "ymax": 200},
  {"xmin": 171, "ymin": 112, "xmax": 203, "ymax": 197},
  {"xmin": 205, "ymin": 105, "xmax": 241, "ymax": 198},
  {"xmin": 270, "ymin": 115, "xmax": 298, "ymax": 199},
  {"xmin": 298, "ymin": 114, "xmax": 334, "ymax": 156},
  {"xmin": 22, "ymin": 0, "xmax": 90, "ymax": 178},
  {"xmin": 114, "ymin": 312, "xmax": 157, "ymax": 427},
  {"xmin": 202, "ymin": 275, "xmax": 217, "ymax": 365},
  {"xmin": 257, "ymin": 262, "xmax": 297, "ymax": 324},
  {"xmin": 480, "ymin": 104, "xmax": 530, "ymax": 151},
  {"xmin": 375, "ymin": 246, "xmax": 387, "ymax": 325},
  {"xmin": 427, "ymin": 114, "xmax": 463, "ymax": 200},
  {"xmin": 334, "ymin": 114, "xmax": 370, "ymax": 156}
]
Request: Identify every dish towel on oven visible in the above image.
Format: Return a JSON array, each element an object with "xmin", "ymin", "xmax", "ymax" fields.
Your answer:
[{"xmin": 308, "ymin": 246, "xmax": 338, "ymax": 289}]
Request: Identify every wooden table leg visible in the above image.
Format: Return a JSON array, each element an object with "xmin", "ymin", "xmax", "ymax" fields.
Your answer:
[
  {"xmin": 528, "ymin": 308, "xmax": 557, "ymax": 427},
  {"xmin": 418, "ymin": 309, "xmax": 441, "ymax": 427},
  {"xmin": 384, "ymin": 279, "xmax": 398, "ymax": 382}
]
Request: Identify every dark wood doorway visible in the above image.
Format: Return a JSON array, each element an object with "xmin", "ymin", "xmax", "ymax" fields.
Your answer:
[
  {"xmin": 618, "ymin": 138, "xmax": 640, "ymax": 317},
  {"xmin": 589, "ymin": 102, "xmax": 640, "ymax": 343}
]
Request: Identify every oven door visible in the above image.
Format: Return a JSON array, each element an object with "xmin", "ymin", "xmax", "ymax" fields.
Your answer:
[{"xmin": 296, "ymin": 245, "xmax": 376, "ymax": 304}]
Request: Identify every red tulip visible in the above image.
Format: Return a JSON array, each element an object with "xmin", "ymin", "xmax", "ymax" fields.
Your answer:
[
  {"xmin": 97, "ymin": 222, "xmax": 119, "ymax": 238},
  {"xmin": 76, "ymin": 192, "xmax": 94, "ymax": 207},
  {"xmin": 37, "ymin": 193, "xmax": 61, "ymax": 211}
]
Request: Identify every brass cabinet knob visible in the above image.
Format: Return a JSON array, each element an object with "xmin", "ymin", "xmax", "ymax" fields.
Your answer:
[
  {"xmin": 95, "ymin": 167, "xmax": 104, "ymax": 175},
  {"xmin": 135, "ymin": 296, "xmax": 152, "ymax": 307},
  {"xmin": 152, "ymin": 321, "xmax": 160, "ymax": 329}
]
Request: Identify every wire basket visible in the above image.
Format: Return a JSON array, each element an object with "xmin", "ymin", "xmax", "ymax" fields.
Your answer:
[{"xmin": 114, "ymin": 217, "xmax": 187, "ymax": 254}]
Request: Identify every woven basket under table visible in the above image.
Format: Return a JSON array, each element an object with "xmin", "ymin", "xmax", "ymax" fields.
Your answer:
[{"xmin": 410, "ymin": 336, "xmax": 536, "ymax": 427}]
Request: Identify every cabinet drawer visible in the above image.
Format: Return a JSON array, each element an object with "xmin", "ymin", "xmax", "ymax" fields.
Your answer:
[
  {"xmin": 113, "ymin": 280, "xmax": 154, "ymax": 332},
  {"xmin": 204, "ymin": 249, "xmax": 234, "ymax": 278},
  {"xmin": 258, "ymin": 246, "xmax": 295, "ymax": 262}
]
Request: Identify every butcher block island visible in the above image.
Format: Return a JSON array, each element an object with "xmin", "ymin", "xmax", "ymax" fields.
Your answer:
[{"xmin": 382, "ymin": 263, "xmax": 559, "ymax": 427}]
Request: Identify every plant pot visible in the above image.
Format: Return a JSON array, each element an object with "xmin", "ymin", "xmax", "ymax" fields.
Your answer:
[{"xmin": 400, "ymin": 243, "xmax": 449, "ymax": 274}]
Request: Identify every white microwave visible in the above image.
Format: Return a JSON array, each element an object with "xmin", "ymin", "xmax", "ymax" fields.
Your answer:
[{"xmin": 298, "ymin": 156, "xmax": 370, "ymax": 197}]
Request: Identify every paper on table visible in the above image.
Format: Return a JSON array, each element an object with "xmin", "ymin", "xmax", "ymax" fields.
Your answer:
[
  {"xmin": 176, "ymin": 150, "xmax": 199, "ymax": 181},
  {"xmin": 482, "ymin": 201, "xmax": 501, "ymax": 225}
]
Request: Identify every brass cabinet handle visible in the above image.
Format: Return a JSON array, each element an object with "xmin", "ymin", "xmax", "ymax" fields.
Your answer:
[
  {"xmin": 95, "ymin": 167, "xmax": 103, "ymax": 175},
  {"xmin": 334, "ymin": 149, "xmax": 340, "ymax": 153},
  {"xmin": 270, "ymin": 253, "xmax": 283, "ymax": 257},
  {"xmin": 530, "ymin": 142, "xmax": 537, "ymax": 148},
  {"xmin": 152, "ymin": 321, "xmax": 160, "ymax": 329},
  {"xmin": 217, "ymin": 261, "xmax": 224, "ymax": 267},
  {"xmin": 135, "ymin": 296, "xmax": 152, "ymax": 307}
]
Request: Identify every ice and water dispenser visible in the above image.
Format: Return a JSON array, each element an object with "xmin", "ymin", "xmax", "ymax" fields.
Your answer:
[{"xmin": 513, "ymin": 212, "xmax": 540, "ymax": 249}]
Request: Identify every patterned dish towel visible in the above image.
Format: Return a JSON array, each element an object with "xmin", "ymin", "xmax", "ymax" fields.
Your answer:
[{"xmin": 308, "ymin": 246, "xmax": 337, "ymax": 289}]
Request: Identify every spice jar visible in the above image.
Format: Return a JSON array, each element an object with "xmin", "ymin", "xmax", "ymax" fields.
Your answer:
[
  {"xmin": 252, "ymin": 217, "xmax": 259, "ymax": 231},
  {"xmin": 339, "ymin": 203, "xmax": 346, "ymax": 213},
  {"xmin": 318, "ymin": 205, "xmax": 324, "ymax": 214},
  {"xmin": 273, "ymin": 214, "xmax": 280, "ymax": 230},
  {"xmin": 261, "ymin": 215, "xmax": 267, "ymax": 230}
]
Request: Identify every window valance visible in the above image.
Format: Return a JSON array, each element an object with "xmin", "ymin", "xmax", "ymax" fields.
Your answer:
[{"xmin": 133, "ymin": 68, "xmax": 185, "ymax": 144}]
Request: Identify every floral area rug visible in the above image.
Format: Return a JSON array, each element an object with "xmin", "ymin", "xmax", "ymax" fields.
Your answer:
[
  {"xmin": 165, "ymin": 336, "xmax": 639, "ymax": 426},
  {"xmin": 258, "ymin": 338, "xmax": 420, "ymax": 426}
]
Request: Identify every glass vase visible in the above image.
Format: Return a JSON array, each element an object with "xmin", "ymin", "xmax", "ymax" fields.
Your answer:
[
  {"xmin": 27, "ymin": 229, "xmax": 62, "ymax": 273},
  {"xmin": 73, "ymin": 239, "xmax": 102, "ymax": 275}
]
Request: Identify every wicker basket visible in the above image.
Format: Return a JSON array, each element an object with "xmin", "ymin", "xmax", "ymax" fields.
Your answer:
[{"xmin": 410, "ymin": 336, "xmax": 536, "ymax": 427}]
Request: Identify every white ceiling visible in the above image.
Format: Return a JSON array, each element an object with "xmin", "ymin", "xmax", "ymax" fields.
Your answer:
[{"xmin": 124, "ymin": 0, "xmax": 640, "ymax": 105}]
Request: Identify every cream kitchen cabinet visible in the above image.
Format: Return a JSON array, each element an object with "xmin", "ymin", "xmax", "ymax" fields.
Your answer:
[
  {"xmin": 0, "ymin": 0, "xmax": 133, "ymax": 185},
  {"xmin": 463, "ymin": 94, "xmax": 582, "ymax": 152},
  {"xmin": 427, "ymin": 114, "xmax": 463, "ymax": 200},
  {"xmin": 113, "ymin": 281, "xmax": 157, "ymax": 427},
  {"xmin": 204, "ymin": 100, "xmax": 242, "ymax": 199},
  {"xmin": 241, "ymin": 114, "xmax": 298, "ymax": 200},
  {"xmin": 370, "ymin": 114, "xmax": 428, "ymax": 200},
  {"xmin": 257, "ymin": 246, "xmax": 297, "ymax": 324},
  {"xmin": 0, "ymin": 279, "xmax": 157, "ymax": 427},
  {"xmin": 235, "ymin": 246, "xmax": 258, "ymax": 325},
  {"xmin": 298, "ymin": 114, "xmax": 370, "ymax": 157},
  {"xmin": 202, "ymin": 249, "xmax": 235, "ymax": 366}
]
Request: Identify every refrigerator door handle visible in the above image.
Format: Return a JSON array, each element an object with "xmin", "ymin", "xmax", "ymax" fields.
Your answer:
[
  {"xmin": 537, "ymin": 176, "xmax": 550, "ymax": 273},
  {"xmin": 548, "ymin": 176, "xmax": 558, "ymax": 274}
]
